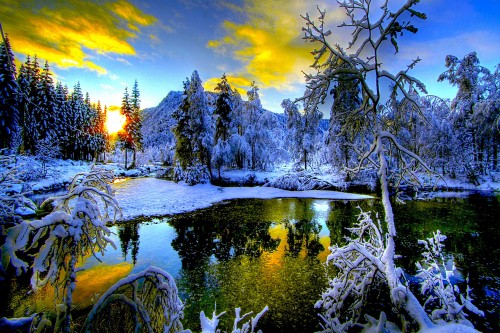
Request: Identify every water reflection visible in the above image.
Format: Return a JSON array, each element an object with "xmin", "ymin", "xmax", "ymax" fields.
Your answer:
[
  {"xmin": 5, "ymin": 195, "xmax": 497, "ymax": 332},
  {"xmin": 284, "ymin": 219, "xmax": 324, "ymax": 257},
  {"xmin": 117, "ymin": 223, "xmax": 140, "ymax": 264}
]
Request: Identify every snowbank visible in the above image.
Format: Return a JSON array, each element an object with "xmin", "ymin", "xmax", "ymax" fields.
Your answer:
[{"xmin": 112, "ymin": 178, "xmax": 373, "ymax": 221}]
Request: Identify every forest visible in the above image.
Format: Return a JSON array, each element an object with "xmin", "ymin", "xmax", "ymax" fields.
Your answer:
[{"xmin": 1, "ymin": 0, "xmax": 499, "ymax": 332}]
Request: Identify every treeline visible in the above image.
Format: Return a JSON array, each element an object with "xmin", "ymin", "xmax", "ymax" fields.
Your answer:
[
  {"xmin": 282, "ymin": 52, "xmax": 499, "ymax": 183},
  {"xmin": 170, "ymin": 71, "xmax": 286, "ymax": 184},
  {"xmin": 0, "ymin": 35, "xmax": 142, "ymax": 163}
]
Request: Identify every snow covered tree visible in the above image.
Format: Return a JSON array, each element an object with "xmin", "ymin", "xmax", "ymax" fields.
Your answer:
[
  {"xmin": 172, "ymin": 71, "xmax": 212, "ymax": 184},
  {"xmin": 17, "ymin": 55, "xmax": 42, "ymax": 154},
  {"xmin": 282, "ymin": 98, "xmax": 322, "ymax": 171},
  {"xmin": 299, "ymin": 1, "xmax": 480, "ymax": 331},
  {"xmin": 439, "ymin": 53, "xmax": 500, "ymax": 177},
  {"xmin": 188, "ymin": 70, "xmax": 213, "ymax": 177},
  {"xmin": 0, "ymin": 33, "xmax": 20, "ymax": 150},
  {"xmin": 228, "ymin": 89, "xmax": 250, "ymax": 169},
  {"xmin": 118, "ymin": 84, "xmax": 142, "ymax": 169},
  {"xmin": 54, "ymin": 82, "xmax": 72, "ymax": 159},
  {"xmin": 245, "ymin": 82, "xmax": 263, "ymax": 170},
  {"xmin": 83, "ymin": 266, "xmax": 185, "ymax": 333},
  {"xmin": 327, "ymin": 73, "xmax": 363, "ymax": 175},
  {"xmin": 212, "ymin": 74, "xmax": 233, "ymax": 178},
  {"xmin": 173, "ymin": 79, "xmax": 194, "ymax": 175},
  {"xmin": 302, "ymin": 102, "xmax": 322, "ymax": 170},
  {"xmin": 2, "ymin": 168, "xmax": 121, "ymax": 333},
  {"xmin": 282, "ymin": 98, "xmax": 303, "ymax": 167},
  {"xmin": 35, "ymin": 61, "xmax": 58, "ymax": 147}
]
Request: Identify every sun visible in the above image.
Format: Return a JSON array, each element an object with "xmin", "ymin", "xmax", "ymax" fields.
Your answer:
[{"xmin": 106, "ymin": 109, "xmax": 126, "ymax": 134}]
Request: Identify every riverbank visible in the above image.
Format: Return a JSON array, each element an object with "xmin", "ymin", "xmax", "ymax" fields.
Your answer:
[{"xmin": 112, "ymin": 177, "xmax": 374, "ymax": 221}]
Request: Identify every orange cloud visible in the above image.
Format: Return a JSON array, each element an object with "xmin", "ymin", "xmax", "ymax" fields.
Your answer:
[
  {"xmin": 0, "ymin": 0, "xmax": 157, "ymax": 74},
  {"xmin": 207, "ymin": 0, "xmax": 344, "ymax": 91}
]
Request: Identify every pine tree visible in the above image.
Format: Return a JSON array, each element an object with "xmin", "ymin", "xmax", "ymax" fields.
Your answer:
[
  {"xmin": 172, "ymin": 71, "xmax": 212, "ymax": 184},
  {"xmin": 36, "ymin": 61, "xmax": 57, "ymax": 145},
  {"xmin": 229, "ymin": 89, "xmax": 248, "ymax": 169},
  {"xmin": 245, "ymin": 82, "xmax": 262, "ymax": 170},
  {"xmin": 119, "ymin": 87, "xmax": 133, "ymax": 168},
  {"xmin": 188, "ymin": 70, "xmax": 213, "ymax": 177},
  {"xmin": 214, "ymin": 73, "xmax": 232, "ymax": 143},
  {"xmin": 119, "ymin": 81, "xmax": 142, "ymax": 168},
  {"xmin": 172, "ymin": 79, "xmax": 194, "ymax": 177},
  {"xmin": 129, "ymin": 79, "xmax": 143, "ymax": 167},
  {"xmin": 282, "ymin": 98, "xmax": 303, "ymax": 167},
  {"xmin": 54, "ymin": 82, "xmax": 71, "ymax": 159},
  {"xmin": 212, "ymin": 74, "xmax": 233, "ymax": 178},
  {"xmin": 69, "ymin": 82, "xmax": 85, "ymax": 160},
  {"xmin": 0, "ymin": 33, "xmax": 20, "ymax": 150},
  {"xmin": 17, "ymin": 55, "xmax": 42, "ymax": 153},
  {"xmin": 327, "ymin": 73, "xmax": 363, "ymax": 174}
]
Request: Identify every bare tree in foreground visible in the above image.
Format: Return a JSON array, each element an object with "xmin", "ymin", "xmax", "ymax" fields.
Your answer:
[{"xmin": 299, "ymin": 0, "xmax": 483, "ymax": 331}]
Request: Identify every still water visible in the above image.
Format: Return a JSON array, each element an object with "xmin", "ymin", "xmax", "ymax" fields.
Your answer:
[{"xmin": 4, "ymin": 193, "xmax": 500, "ymax": 332}]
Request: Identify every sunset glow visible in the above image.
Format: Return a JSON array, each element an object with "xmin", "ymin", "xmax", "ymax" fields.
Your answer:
[{"xmin": 106, "ymin": 109, "xmax": 126, "ymax": 134}]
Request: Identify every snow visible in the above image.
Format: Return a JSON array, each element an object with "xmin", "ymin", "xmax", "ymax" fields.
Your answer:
[
  {"xmin": 14, "ymin": 206, "xmax": 35, "ymax": 216},
  {"xmin": 112, "ymin": 177, "xmax": 373, "ymax": 221}
]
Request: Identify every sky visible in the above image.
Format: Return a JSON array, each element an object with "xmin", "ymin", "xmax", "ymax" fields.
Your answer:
[{"xmin": 1, "ymin": 0, "xmax": 499, "ymax": 114}]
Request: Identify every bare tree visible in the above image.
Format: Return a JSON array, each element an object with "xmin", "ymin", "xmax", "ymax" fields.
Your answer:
[{"xmin": 299, "ymin": 1, "xmax": 480, "ymax": 331}]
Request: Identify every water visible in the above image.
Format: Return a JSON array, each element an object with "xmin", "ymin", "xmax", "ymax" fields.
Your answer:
[{"xmin": 2, "ymin": 193, "xmax": 499, "ymax": 332}]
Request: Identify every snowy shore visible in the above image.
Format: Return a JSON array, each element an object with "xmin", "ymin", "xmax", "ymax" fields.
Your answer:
[{"xmin": 112, "ymin": 177, "xmax": 373, "ymax": 221}]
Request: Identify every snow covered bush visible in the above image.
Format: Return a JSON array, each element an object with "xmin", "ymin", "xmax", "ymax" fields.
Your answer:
[
  {"xmin": 316, "ymin": 209, "xmax": 484, "ymax": 333},
  {"xmin": 173, "ymin": 161, "xmax": 210, "ymax": 185},
  {"xmin": 83, "ymin": 266, "xmax": 185, "ymax": 333},
  {"xmin": 416, "ymin": 231, "xmax": 484, "ymax": 326},
  {"xmin": 0, "ymin": 155, "xmax": 36, "ymax": 225},
  {"xmin": 315, "ymin": 209, "xmax": 388, "ymax": 332},
  {"xmin": 199, "ymin": 306, "xmax": 268, "ymax": 333},
  {"xmin": 1, "ymin": 167, "xmax": 121, "ymax": 333},
  {"xmin": 264, "ymin": 171, "xmax": 333, "ymax": 191}
]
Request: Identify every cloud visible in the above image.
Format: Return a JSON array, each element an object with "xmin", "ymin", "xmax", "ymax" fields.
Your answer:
[
  {"xmin": 207, "ymin": 0, "xmax": 345, "ymax": 91},
  {"xmin": 0, "ymin": 0, "xmax": 157, "ymax": 74},
  {"xmin": 204, "ymin": 75, "xmax": 253, "ymax": 96}
]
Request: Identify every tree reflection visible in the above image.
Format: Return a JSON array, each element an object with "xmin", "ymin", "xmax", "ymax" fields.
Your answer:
[
  {"xmin": 284, "ymin": 218, "xmax": 324, "ymax": 257},
  {"xmin": 170, "ymin": 215, "xmax": 280, "ymax": 267},
  {"xmin": 117, "ymin": 223, "xmax": 140, "ymax": 265}
]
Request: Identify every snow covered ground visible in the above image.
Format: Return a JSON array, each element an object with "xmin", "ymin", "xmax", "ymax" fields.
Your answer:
[
  {"xmin": 112, "ymin": 177, "xmax": 373, "ymax": 221},
  {"xmin": 6, "ymin": 157, "xmax": 498, "ymax": 221}
]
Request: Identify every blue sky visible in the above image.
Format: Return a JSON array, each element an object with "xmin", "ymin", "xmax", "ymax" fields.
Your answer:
[{"xmin": 1, "ymin": 0, "xmax": 499, "ymax": 113}]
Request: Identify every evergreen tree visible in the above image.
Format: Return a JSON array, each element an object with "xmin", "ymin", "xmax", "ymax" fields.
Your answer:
[
  {"xmin": 282, "ymin": 98, "xmax": 303, "ymax": 167},
  {"xmin": 54, "ymin": 82, "xmax": 71, "ymax": 159},
  {"xmin": 17, "ymin": 55, "xmax": 42, "ymax": 153},
  {"xmin": 212, "ymin": 73, "xmax": 233, "ymax": 178},
  {"xmin": 228, "ymin": 89, "xmax": 249, "ymax": 169},
  {"xmin": 0, "ymin": 33, "xmax": 20, "ymax": 150},
  {"xmin": 327, "ymin": 73, "xmax": 363, "ymax": 174},
  {"xmin": 438, "ymin": 52, "xmax": 496, "ymax": 177},
  {"xmin": 129, "ymin": 79, "xmax": 143, "ymax": 167},
  {"xmin": 173, "ymin": 79, "xmax": 194, "ymax": 173},
  {"xmin": 69, "ymin": 82, "xmax": 85, "ymax": 160},
  {"xmin": 245, "ymin": 82, "xmax": 263, "ymax": 170},
  {"xmin": 188, "ymin": 70, "xmax": 213, "ymax": 177},
  {"xmin": 118, "ymin": 81, "xmax": 142, "ymax": 168},
  {"xmin": 36, "ymin": 61, "xmax": 57, "ymax": 145},
  {"xmin": 119, "ymin": 87, "xmax": 133, "ymax": 168},
  {"xmin": 172, "ymin": 71, "xmax": 212, "ymax": 184},
  {"xmin": 214, "ymin": 73, "xmax": 232, "ymax": 143}
]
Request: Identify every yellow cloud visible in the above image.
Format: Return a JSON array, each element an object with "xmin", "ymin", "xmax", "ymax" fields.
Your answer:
[
  {"xmin": 0, "ymin": 0, "xmax": 157, "ymax": 74},
  {"xmin": 207, "ymin": 0, "xmax": 344, "ymax": 91},
  {"xmin": 203, "ymin": 75, "xmax": 253, "ymax": 96}
]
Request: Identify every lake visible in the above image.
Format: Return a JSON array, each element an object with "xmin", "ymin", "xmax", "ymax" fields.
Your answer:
[{"xmin": 2, "ymin": 192, "xmax": 499, "ymax": 332}]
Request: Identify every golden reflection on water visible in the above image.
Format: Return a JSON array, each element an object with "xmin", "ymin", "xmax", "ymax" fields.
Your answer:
[{"xmin": 10, "ymin": 262, "xmax": 133, "ymax": 317}]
